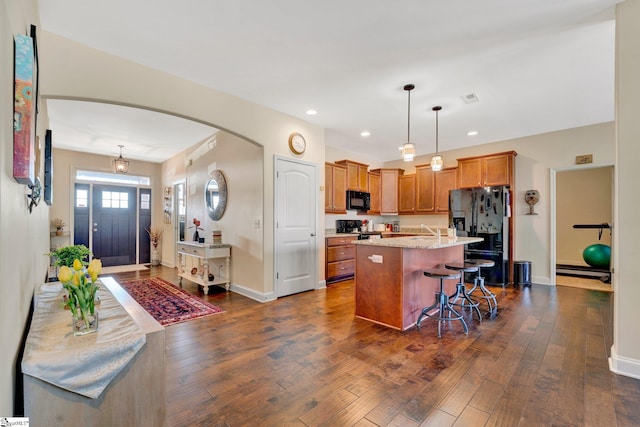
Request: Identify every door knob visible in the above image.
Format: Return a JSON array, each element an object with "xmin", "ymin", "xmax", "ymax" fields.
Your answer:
[{"xmin": 310, "ymin": 233, "xmax": 316, "ymax": 237}]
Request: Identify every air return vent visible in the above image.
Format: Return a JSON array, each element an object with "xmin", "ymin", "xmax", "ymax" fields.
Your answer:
[{"xmin": 462, "ymin": 92, "xmax": 480, "ymax": 104}]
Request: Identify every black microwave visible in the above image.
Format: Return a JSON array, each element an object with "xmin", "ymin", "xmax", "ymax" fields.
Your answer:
[{"xmin": 346, "ymin": 190, "xmax": 370, "ymax": 211}]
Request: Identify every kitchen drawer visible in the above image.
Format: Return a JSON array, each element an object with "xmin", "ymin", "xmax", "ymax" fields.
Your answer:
[
  {"xmin": 327, "ymin": 260, "xmax": 355, "ymax": 278},
  {"xmin": 327, "ymin": 246, "xmax": 355, "ymax": 262},
  {"xmin": 327, "ymin": 236, "xmax": 358, "ymax": 246}
]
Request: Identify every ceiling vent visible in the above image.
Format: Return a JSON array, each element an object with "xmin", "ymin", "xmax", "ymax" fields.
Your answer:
[{"xmin": 462, "ymin": 92, "xmax": 480, "ymax": 104}]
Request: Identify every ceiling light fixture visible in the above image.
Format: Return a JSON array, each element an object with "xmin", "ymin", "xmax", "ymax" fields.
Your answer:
[
  {"xmin": 112, "ymin": 145, "xmax": 130, "ymax": 174},
  {"xmin": 430, "ymin": 106, "xmax": 443, "ymax": 171},
  {"xmin": 399, "ymin": 84, "xmax": 415, "ymax": 162},
  {"xmin": 467, "ymin": 130, "xmax": 478, "ymax": 136},
  {"xmin": 360, "ymin": 131, "xmax": 371, "ymax": 137},
  {"xmin": 305, "ymin": 109, "xmax": 317, "ymax": 116}
]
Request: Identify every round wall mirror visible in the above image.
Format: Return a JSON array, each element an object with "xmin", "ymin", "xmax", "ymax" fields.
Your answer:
[{"xmin": 205, "ymin": 170, "xmax": 227, "ymax": 221}]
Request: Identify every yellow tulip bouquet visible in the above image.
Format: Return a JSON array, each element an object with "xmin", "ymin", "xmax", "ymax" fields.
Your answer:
[{"xmin": 59, "ymin": 259, "xmax": 102, "ymax": 334}]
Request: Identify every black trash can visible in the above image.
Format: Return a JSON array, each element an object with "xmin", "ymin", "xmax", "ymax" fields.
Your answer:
[{"xmin": 514, "ymin": 260, "xmax": 532, "ymax": 286}]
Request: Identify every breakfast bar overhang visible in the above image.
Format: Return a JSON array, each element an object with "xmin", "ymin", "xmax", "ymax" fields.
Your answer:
[{"xmin": 353, "ymin": 236, "xmax": 483, "ymax": 331}]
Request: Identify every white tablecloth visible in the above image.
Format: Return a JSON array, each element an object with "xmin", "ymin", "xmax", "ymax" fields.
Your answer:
[{"xmin": 21, "ymin": 281, "xmax": 146, "ymax": 398}]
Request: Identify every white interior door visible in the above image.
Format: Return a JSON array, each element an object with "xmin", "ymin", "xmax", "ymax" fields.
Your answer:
[{"xmin": 275, "ymin": 157, "xmax": 317, "ymax": 297}]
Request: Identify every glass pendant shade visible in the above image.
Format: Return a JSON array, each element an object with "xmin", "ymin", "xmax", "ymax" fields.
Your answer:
[
  {"xmin": 401, "ymin": 142, "xmax": 415, "ymax": 162},
  {"xmin": 430, "ymin": 154, "xmax": 443, "ymax": 171}
]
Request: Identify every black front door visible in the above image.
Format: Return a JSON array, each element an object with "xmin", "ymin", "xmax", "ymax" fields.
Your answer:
[{"xmin": 92, "ymin": 184, "xmax": 137, "ymax": 267}]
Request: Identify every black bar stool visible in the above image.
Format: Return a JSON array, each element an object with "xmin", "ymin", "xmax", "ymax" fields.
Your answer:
[
  {"xmin": 465, "ymin": 259, "xmax": 497, "ymax": 313},
  {"xmin": 417, "ymin": 268, "xmax": 468, "ymax": 338},
  {"xmin": 444, "ymin": 261, "xmax": 482, "ymax": 321}
]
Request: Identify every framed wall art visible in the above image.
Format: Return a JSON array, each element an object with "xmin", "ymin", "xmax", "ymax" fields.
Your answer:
[
  {"xmin": 44, "ymin": 129, "xmax": 53, "ymax": 205},
  {"xmin": 13, "ymin": 26, "xmax": 39, "ymax": 186}
]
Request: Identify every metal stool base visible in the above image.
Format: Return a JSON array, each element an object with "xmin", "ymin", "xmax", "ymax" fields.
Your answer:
[{"xmin": 417, "ymin": 273, "xmax": 469, "ymax": 338}]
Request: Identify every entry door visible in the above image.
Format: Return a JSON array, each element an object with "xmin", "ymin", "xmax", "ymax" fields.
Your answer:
[
  {"xmin": 92, "ymin": 184, "xmax": 137, "ymax": 267},
  {"xmin": 275, "ymin": 157, "xmax": 317, "ymax": 297}
]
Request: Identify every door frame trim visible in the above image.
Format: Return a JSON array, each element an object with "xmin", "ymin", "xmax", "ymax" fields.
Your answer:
[
  {"xmin": 273, "ymin": 155, "xmax": 319, "ymax": 298},
  {"xmin": 550, "ymin": 162, "xmax": 614, "ymax": 286}
]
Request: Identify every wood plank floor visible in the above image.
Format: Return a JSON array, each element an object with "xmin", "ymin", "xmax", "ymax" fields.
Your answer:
[{"xmin": 108, "ymin": 266, "xmax": 640, "ymax": 427}]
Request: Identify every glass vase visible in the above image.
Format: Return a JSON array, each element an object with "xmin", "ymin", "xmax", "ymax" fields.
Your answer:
[{"xmin": 72, "ymin": 309, "xmax": 99, "ymax": 336}]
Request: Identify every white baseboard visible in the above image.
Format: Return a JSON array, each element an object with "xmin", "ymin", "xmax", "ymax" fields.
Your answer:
[
  {"xmin": 229, "ymin": 282, "xmax": 276, "ymax": 303},
  {"xmin": 316, "ymin": 280, "xmax": 327, "ymax": 290},
  {"xmin": 609, "ymin": 345, "xmax": 640, "ymax": 380},
  {"xmin": 532, "ymin": 275, "xmax": 552, "ymax": 286}
]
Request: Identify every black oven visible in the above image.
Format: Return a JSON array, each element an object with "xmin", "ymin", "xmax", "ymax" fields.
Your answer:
[{"xmin": 346, "ymin": 190, "xmax": 370, "ymax": 211}]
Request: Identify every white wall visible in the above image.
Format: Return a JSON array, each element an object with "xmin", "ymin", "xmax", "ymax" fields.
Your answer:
[
  {"xmin": 611, "ymin": 0, "xmax": 640, "ymax": 379},
  {"xmin": 39, "ymin": 32, "xmax": 326, "ymax": 298},
  {"xmin": 1, "ymin": 0, "xmax": 50, "ymax": 414}
]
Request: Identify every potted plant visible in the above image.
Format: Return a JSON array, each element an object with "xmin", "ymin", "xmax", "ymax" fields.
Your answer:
[
  {"xmin": 51, "ymin": 218, "xmax": 67, "ymax": 236},
  {"xmin": 146, "ymin": 226, "xmax": 163, "ymax": 266},
  {"xmin": 49, "ymin": 244, "xmax": 92, "ymax": 268}
]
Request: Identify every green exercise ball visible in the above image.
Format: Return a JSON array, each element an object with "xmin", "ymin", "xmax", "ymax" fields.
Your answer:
[{"xmin": 582, "ymin": 244, "xmax": 611, "ymax": 269}]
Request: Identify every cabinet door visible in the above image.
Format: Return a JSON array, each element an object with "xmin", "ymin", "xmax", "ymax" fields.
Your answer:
[
  {"xmin": 416, "ymin": 166, "xmax": 435, "ymax": 213},
  {"xmin": 332, "ymin": 166, "xmax": 347, "ymax": 212},
  {"xmin": 357, "ymin": 165, "xmax": 368, "ymax": 192},
  {"xmin": 380, "ymin": 169, "xmax": 400, "ymax": 215},
  {"xmin": 434, "ymin": 168, "xmax": 457, "ymax": 212},
  {"xmin": 324, "ymin": 164, "xmax": 333, "ymax": 212},
  {"xmin": 398, "ymin": 174, "xmax": 416, "ymax": 214},
  {"xmin": 483, "ymin": 154, "xmax": 511, "ymax": 186},
  {"xmin": 457, "ymin": 158, "xmax": 482, "ymax": 188},
  {"xmin": 368, "ymin": 172, "xmax": 381, "ymax": 214},
  {"xmin": 335, "ymin": 160, "xmax": 369, "ymax": 191}
]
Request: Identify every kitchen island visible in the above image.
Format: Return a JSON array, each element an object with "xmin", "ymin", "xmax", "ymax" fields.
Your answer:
[{"xmin": 353, "ymin": 236, "xmax": 482, "ymax": 331}]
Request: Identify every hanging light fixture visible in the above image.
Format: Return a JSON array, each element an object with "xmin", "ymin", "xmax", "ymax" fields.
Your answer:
[
  {"xmin": 112, "ymin": 145, "xmax": 130, "ymax": 174},
  {"xmin": 430, "ymin": 106, "xmax": 443, "ymax": 171},
  {"xmin": 399, "ymin": 84, "xmax": 415, "ymax": 162}
]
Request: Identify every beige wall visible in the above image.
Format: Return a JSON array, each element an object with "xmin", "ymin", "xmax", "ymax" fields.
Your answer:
[
  {"xmin": 611, "ymin": 0, "xmax": 640, "ymax": 379},
  {"xmin": 1, "ymin": 0, "xmax": 50, "ymax": 414},
  {"xmin": 179, "ymin": 132, "xmax": 264, "ymax": 296},
  {"xmin": 556, "ymin": 167, "xmax": 612, "ymax": 266}
]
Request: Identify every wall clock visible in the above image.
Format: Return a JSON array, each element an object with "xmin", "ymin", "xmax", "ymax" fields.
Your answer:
[{"xmin": 288, "ymin": 132, "xmax": 306, "ymax": 155}]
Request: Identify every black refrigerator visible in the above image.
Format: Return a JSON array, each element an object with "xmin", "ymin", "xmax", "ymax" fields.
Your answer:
[{"xmin": 449, "ymin": 186, "xmax": 510, "ymax": 286}]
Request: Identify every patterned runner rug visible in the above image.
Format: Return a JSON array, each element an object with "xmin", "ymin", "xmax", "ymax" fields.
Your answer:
[{"xmin": 119, "ymin": 277, "xmax": 224, "ymax": 326}]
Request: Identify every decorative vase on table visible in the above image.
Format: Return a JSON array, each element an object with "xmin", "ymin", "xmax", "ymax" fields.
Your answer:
[{"xmin": 59, "ymin": 258, "xmax": 102, "ymax": 337}]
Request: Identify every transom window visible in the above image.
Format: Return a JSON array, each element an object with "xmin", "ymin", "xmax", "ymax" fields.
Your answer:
[{"xmin": 102, "ymin": 191, "xmax": 129, "ymax": 209}]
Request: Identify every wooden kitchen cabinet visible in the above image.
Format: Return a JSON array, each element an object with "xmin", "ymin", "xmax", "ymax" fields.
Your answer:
[
  {"xmin": 415, "ymin": 164, "xmax": 457, "ymax": 213},
  {"xmin": 326, "ymin": 235, "xmax": 358, "ymax": 283},
  {"xmin": 371, "ymin": 168, "xmax": 403, "ymax": 215},
  {"xmin": 325, "ymin": 162, "xmax": 347, "ymax": 213},
  {"xmin": 434, "ymin": 167, "xmax": 457, "ymax": 212},
  {"xmin": 335, "ymin": 160, "xmax": 369, "ymax": 192},
  {"xmin": 367, "ymin": 171, "xmax": 381, "ymax": 214},
  {"xmin": 398, "ymin": 174, "xmax": 416, "ymax": 214},
  {"xmin": 457, "ymin": 151, "xmax": 517, "ymax": 188},
  {"xmin": 415, "ymin": 164, "xmax": 435, "ymax": 213}
]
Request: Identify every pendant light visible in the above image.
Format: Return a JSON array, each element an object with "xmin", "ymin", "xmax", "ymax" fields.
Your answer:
[
  {"xmin": 112, "ymin": 145, "xmax": 130, "ymax": 174},
  {"xmin": 430, "ymin": 106, "xmax": 443, "ymax": 171},
  {"xmin": 399, "ymin": 84, "xmax": 415, "ymax": 162}
]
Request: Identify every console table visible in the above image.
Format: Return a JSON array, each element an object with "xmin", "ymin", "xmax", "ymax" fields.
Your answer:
[
  {"xmin": 176, "ymin": 241, "xmax": 231, "ymax": 293},
  {"xmin": 22, "ymin": 277, "xmax": 166, "ymax": 426}
]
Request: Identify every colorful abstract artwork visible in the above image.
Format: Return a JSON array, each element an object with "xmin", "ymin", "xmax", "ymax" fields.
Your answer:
[{"xmin": 13, "ymin": 33, "xmax": 36, "ymax": 186}]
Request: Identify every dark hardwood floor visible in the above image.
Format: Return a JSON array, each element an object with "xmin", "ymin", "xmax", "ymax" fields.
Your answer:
[{"xmin": 109, "ymin": 266, "xmax": 640, "ymax": 427}]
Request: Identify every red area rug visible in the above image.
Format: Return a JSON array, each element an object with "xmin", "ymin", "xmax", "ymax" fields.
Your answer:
[{"xmin": 119, "ymin": 277, "xmax": 224, "ymax": 326}]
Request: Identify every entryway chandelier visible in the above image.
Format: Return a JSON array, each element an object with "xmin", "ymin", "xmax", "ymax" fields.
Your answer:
[
  {"xmin": 399, "ymin": 84, "xmax": 415, "ymax": 162},
  {"xmin": 112, "ymin": 145, "xmax": 130, "ymax": 174},
  {"xmin": 430, "ymin": 106, "xmax": 443, "ymax": 171}
]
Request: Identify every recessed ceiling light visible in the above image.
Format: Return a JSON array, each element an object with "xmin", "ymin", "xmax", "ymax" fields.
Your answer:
[
  {"xmin": 305, "ymin": 109, "xmax": 317, "ymax": 116},
  {"xmin": 467, "ymin": 130, "xmax": 478, "ymax": 136},
  {"xmin": 360, "ymin": 131, "xmax": 370, "ymax": 137}
]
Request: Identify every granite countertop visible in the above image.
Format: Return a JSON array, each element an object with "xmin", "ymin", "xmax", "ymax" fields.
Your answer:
[{"xmin": 353, "ymin": 235, "xmax": 483, "ymax": 249}]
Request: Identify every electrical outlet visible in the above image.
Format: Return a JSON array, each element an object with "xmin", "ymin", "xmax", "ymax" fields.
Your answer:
[
  {"xmin": 368, "ymin": 254, "xmax": 383, "ymax": 263},
  {"xmin": 254, "ymin": 219, "xmax": 261, "ymax": 229}
]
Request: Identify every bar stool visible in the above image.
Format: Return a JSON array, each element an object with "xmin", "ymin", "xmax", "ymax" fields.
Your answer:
[
  {"xmin": 465, "ymin": 259, "xmax": 497, "ymax": 313},
  {"xmin": 417, "ymin": 268, "xmax": 468, "ymax": 338},
  {"xmin": 444, "ymin": 261, "xmax": 482, "ymax": 322}
]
